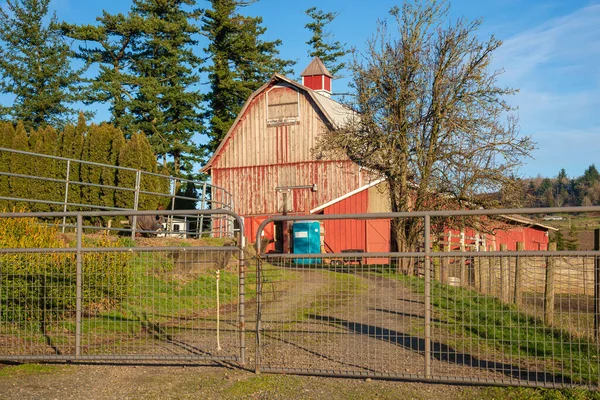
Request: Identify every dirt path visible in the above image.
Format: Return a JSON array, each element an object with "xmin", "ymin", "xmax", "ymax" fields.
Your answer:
[
  {"xmin": 253, "ymin": 268, "xmax": 531, "ymax": 383},
  {"xmin": 0, "ymin": 361, "xmax": 510, "ymax": 400}
]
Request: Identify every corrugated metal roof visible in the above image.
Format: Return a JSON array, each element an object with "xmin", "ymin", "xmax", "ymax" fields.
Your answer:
[
  {"xmin": 312, "ymin": 93, "xmax": 357, "ymax": 129},
  {"xmin": 300, "ymin": 57, "xmax": 334, "ymax": 78},
  {"xmin": 500, "ymin": 214, "xmax": 558, "ymax": 231}
]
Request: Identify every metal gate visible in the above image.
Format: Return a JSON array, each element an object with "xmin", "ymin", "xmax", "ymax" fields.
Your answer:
[
  {"xmin": 0, "ymin": 210, "xmax": 245, "ymax": 364},
  {"xmin": 255, "ymin": 208, "xmax": 600, "ymax": 389}
]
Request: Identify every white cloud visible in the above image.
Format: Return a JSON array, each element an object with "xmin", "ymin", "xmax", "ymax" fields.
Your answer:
[{"xmin": 492, "ymin": 4, "xmax": 600, "ymax": 176}]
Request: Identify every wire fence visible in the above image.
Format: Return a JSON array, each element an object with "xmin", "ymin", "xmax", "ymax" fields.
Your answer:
[
  {"xmin": 0, "ymin": 210, "xmax": 246, "ymax": 363},
  {"xmin": 3, "ymin": 206, "xmax": 600, "ymax": 389},
  {"xmin": 254, "ymin": 207, "xmax": 600, "ymax": 389}
]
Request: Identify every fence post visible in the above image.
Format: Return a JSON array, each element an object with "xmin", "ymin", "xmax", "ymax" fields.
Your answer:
[
  {"xmin": 424, "ymin": 215, "xmax": 432, "ymax": 379},
  {"xmin": 442, "ymin": 242, "xmax": 450, "ymax": 283},
  {"xmin": 500, "ymin": 244, "xmax": 509, "ymax": 302},
  {"xmin": 198, "ymin": 182, "xmax": 207, "ymax": 237},
  {"xmin": 544, "ymin": 242, "xmax": 557, "ymax": 326},
  {"xmin": 473, "ymin": 233, "xmax": 480, "ymax": 290},
  {"xmin": 237, "ymin": 222, "xmax": 246, "ymax": 366},
  {"xmin": 460, "ymin": 231, "xmax": 467, "ymax": 286},
  {"xmin": 514, "ymin": 242, "xmax": 524, "ymax": 304},
  {"xmin": 62, "ymin": 159, "xmax": 71, "ymax": 233},
  {"xmin": 75, "ymin": 214, "xmax": 83, "ymax": 358},
  {"xmin": 480, "ymin": 245, "xmax": 488, "ymax": 294},
  {"xmin": 131, "ymin": 170, "xmax": 141, "ymax": 239},
  {"xmin": 594, "ymin": 229, "xmax": 600, "ymax": 341}
]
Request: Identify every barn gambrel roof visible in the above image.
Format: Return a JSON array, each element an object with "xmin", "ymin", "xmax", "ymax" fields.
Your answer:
[{"xmin": 201, "ymin": 73, "xmax": 356, "ymax": 172}]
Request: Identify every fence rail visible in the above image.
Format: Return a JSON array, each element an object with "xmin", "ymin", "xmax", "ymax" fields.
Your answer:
[{"xmin": 0, "ymin": 147, "xmax": 235, "ymax": 237}]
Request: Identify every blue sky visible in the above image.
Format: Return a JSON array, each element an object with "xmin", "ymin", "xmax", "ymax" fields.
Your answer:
[{"xmin": 3, "ymin": 0, "xmax": 600, "ymax": 178}]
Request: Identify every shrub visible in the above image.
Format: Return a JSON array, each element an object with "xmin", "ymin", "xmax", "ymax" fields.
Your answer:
[{"xmin": 0, "ymin": 216, "xmax": 133, "ymax": 326}]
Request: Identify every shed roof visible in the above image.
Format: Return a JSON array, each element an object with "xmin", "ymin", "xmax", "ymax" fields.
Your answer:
[
  {"xmin": 300, "ymin": 57, "xmax": 334, "ymax": 78},
  {"xmin": 201, "ymin": 73, "xmax": 355, "ymax": 172}
]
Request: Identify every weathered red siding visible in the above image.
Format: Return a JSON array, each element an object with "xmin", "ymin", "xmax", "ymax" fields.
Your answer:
[
  {"xmin": 211, "ymin": 82, "xmax": 366, "ymax": 229},
  {"xmin": 322, "ymin": 189, "xmax": 368, "ymax": 252}
]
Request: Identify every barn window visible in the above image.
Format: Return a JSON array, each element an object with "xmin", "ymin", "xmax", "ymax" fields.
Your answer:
[{"xmin": 267, "ymin": 84, "xmax": 299, "ymax": 126}]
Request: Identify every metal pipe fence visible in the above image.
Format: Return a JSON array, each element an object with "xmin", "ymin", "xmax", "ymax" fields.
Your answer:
[
  {"xmin": 0, "ymin": 210, "xmax": 246, "ymax": 364},
  {"xmin": 254, "ymin": 207, "xmax": 600, "ymax": 389},
  {"xmin": 0, "ymin": 148, "xmax": 234, "ymax": 237}
]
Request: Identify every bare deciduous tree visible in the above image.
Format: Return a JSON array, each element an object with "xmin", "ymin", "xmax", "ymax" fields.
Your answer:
[{"xmin": 316, "ymin": 0, "xmax": 534, "ymax": 253}]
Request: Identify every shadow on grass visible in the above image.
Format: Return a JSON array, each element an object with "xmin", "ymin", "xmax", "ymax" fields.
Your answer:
[{"xmin": 308, "ymin": 314, "xmax": 572, "ymax": 385}]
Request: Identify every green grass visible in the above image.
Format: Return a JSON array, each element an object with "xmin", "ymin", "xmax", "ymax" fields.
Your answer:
[
  {"xmin": 0, "ymin": 363, "xmax": 60, "ymax": 377},
  {"xmin": 394, "ymin": 273, "xmax": 599, "ymax": 386}
]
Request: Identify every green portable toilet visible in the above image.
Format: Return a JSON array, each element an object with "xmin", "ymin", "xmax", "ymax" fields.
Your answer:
[{"xmin": 293, "ymin": 221, "xmax": 321, "ymax": 264}]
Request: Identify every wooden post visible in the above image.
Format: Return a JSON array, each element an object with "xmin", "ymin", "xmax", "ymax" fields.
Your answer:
[
  {"xmin": 594, "ymin": 230, "xmax": 600, "ymax": 341},
  {"xmin": 514, "ymin": 242, "xmax": 524, "ymax": 305},
  {"xmin": 489, "ymin": 244, "xmax": 496, "ymax": 296},
  {"xmin": 480, "ymin": 245, "xmax": 488, "ymax": 294},
  {"xmin": 433, "ymin": 245, "xmax": 441, "ymax": 282},
  {"xmin": 441, "ymin": 243, "xmax": 450, "ymax": 283},
  {"xmin": 500, "ymin": 244, "xmax": 509, "ymax": 302},
  {"xmin": 544, "ymin": 242, "xmax": 557, "ymax": 326}
]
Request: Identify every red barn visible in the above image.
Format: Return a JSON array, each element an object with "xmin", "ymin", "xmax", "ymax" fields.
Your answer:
[
  {"xmin": 201, "ymin": 58, "xmax": 372, "ymax": 249},
  {"xmin": 202, "ymin": 57, "xmax": 555, "ymax": 253}
]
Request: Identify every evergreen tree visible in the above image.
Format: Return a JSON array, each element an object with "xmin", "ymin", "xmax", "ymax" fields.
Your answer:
[
  {"xmin": 0, "ymin": 123, "xmax": 15, "ymax": 210},
  {"xmin": 64, "ymin": 1, "xmax": 204, "ymax": 176},
  {"xmin": 81, "ymin": 124, "xmax": 122, "ymax": 208},
  {"xmin": 174, "ymin": 177, "xmax": 198, "ymax": 210},
  {"xmin": 61, "ymin": 12, "xmax": 143, "ymax": 132},
  {"xmin": 566, "ymin": 225, "xmax": 579, "ymax": 251},
  {"xmin": 202, "ymin": 0, "xmax": 295, "ymax": 152},
  {"xmin": 29, "ymin": 126, "xmax": 60, "ymax": 210},
  {"xmin": 553, "ymin": 230, "xmax": 563, "ymax": 251},
  {"xmin": 9, "ymin": 122, "xmax": 30, "ymax": 205},
  {"xmin": 0, "ymin": 0, "xmax": 83, "ymax": 129},
  {"xmin": 99, "ymin": 124, "xmax": 126, "ymax": 209},
  {"xmin": 128, "ymin": 0, "xmax": 204, "ymax": 176},
  {"xmin": 304, "ymin": 7, "xmax": 349, "ymax": 77},
  {"xmin": 58, "ymin": 113, "xmax": 86, "ymax": 207},
  {"xmin": 116, "ymin": 132, "xmax": 161, "ymax": 210}
]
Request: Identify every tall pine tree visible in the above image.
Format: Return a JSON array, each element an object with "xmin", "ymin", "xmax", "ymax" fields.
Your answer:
[
  {"xmin": 62, "ymin": 12, "xmax": 145, "ymax": 133},
  {"xmin": 128, "ymin": 0, "xmax": 204, "ymax": 176},
  {"xmin": 63, "ymin": 1, "xmax": 204, "ymax": 176},
  {"xmin": 202, "ymin": 0, "xmax": 294, "ymax": 152},
  {"xmin": 117, "ymin": 132, "xmax": 161, "ymax": 210},
  {"xmin": 304, "ymin": 7, "xmax": 349, "ymax": 78},
  {"xmin": 0, "ymin": 0, "xmax": 83, "ymax": 129}
]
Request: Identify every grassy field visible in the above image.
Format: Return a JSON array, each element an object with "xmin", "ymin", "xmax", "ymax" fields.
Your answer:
[{"xmin": 391, "ymin": 273, "xmax": 599, "ymax": 387}]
